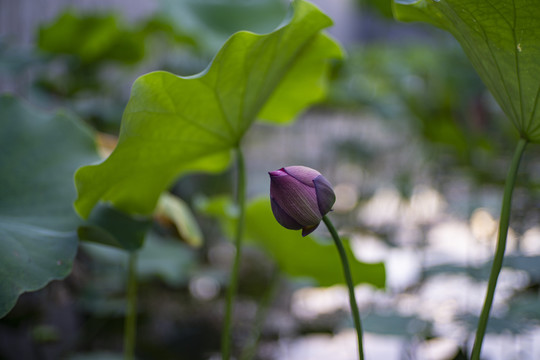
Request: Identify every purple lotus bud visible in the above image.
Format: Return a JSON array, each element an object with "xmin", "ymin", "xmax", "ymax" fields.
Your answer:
[{"xmin": 269, "ymin": 166, "xmax": 336, "ymax": 237}]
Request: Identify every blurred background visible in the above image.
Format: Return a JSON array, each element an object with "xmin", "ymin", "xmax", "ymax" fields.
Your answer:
[{"xmin": 1, "ymin": 0, "xmax": 540, "ymax": 359}]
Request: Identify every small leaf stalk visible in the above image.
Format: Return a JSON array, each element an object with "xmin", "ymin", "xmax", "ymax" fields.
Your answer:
[
  {"xmin": 471, "ymin": 137, "xmax": 528, "ymax": 360},
  {"xmin": 222, "ymin": 147, "xmax": 247, "ymax": 360},
  {"xmin": 322, "ymin": 215, "xmax": 365, "ymax": 360}
]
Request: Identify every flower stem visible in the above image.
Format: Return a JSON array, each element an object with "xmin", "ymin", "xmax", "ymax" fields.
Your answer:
[
  {"xmin": 222, "ymin": 147, "xmax": 247, "ymax": 360},
  {"xmin": 322, "ymin": 215, "xmax": 365, "ymax": 360},
  {"xmin": 124, "ymin": 251, "xmax": 138, "ymax": 360},
  {"xmin": 471, "ymin": 137, "xmax": 527, "ymax": 360}
]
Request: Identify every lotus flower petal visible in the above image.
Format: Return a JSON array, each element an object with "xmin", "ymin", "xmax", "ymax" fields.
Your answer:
[
  {"xmin": 269, "ymin": 165, "xmax": 335, "ymax": 237},
  {"xmin": 270, "ymin": 197, "xmax": 303, "ymax": 230},
  {"xmin": 313, "ymin": 175, "xmax": 335, "ymax": 216}
]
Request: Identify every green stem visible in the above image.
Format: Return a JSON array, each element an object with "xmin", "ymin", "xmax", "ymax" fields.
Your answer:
[
  {"xmin": 322, "ymin": 215, "xmax": 365, "ymax": 360},
  {"xmin": 124, "ymin": 252, "xmax": 138, "ymax": 360},
  {"xmin": 222, "ymin": 147, "xmax": 247, "ymax": 360},
  {"xmin": 471, "ymin": 137, "xmax": 528, "ymax": 360}
]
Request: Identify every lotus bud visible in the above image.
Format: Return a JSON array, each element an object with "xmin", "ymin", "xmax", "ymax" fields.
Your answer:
[{"xmin": 269, "ymin": 165, "xmax": 336, "ymax": 237}]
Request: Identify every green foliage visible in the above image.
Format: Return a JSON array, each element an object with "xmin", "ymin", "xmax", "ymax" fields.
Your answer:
[
  {"xmin": 74, "ymin": 0, "xmax": 343, "ymax": 219},
  {"xmin": 158, "ymin": 0, "xmax": 289, "ymax": 53},
  {"xmin": 77, "ymin": 192, "xmax": 202, "ymax": 252},
  {"xmin": 155, "ymin": 193, "xmax": 204, "ymax": 247},
  {"xmin": 393, "ymin": 0, "xmax": 540, "ymax": 142},
  {"xmin": 364, "ymin": 0, "xmax": 394, "ymax": 18},
  {"xmin": 330, "ymin": 44, "xmax": 483, "ymax": 119},
  {"xmin": 77, "ymin": 204, "xmax": 152, "ymax": 252},
  {"xmin": 245, "ymin": 198, "xmax": 386, "ymax": 288},
  {"xmin": 199, "ymin": 196, "xmax": 386, "ymax": 288},
  {"xmin": 82, "ymin": 232, "xmax": 197, "ymax": 288},
  {"xmin": 68, "ymin": 353, "xmax": 123, "ymax": 360},
  {"xmin": 35, "ymin": 10, "xmax": 195, "ymax": 107},
  {"xmin": 328, "ymin": 44, "xmax": 520, "ymax": 181},
  {"xmin": 38, "ymin": 11, "xmax": 145, "ymax": 65},
  {"xmin": 0, "ymin": 95, "xmax": 99, "ymax": 318}
]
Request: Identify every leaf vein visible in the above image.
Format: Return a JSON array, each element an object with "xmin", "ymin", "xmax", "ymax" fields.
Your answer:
[
  {"xmin": 443, "ymin": 3, "xmax": 520, "ymax": 128},
  {"xmin": 126, "ymin": 110, "xmax": 230, "ymax": 144},
  {"xmin": 524, "ymin": 84, "xmax": 540, "ymax": 136},
  {"xmin": 466, "ymin": 8, "xmax": 521, "ymax": 128}
]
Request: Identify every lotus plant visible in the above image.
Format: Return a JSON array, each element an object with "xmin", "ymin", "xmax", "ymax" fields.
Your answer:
[{"xmin": 269, "ymin": 165, "xmax": 365, "ymax": 360}]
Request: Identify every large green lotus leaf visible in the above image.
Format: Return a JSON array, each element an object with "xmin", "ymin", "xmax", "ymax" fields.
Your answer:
[
  {"xmin": 0, "ymin": 95, "xmax": 98, "ymax": 318},
  {"xmin": 74, "ymin": 0, "xmax": 343, "ymax": 218},
  {"xmin": 197, "ymin": 196, "xmax": 386, "ymax": 288},
  {"xmin": 244, "ymin": 198, "xmax": 385, "ymax": 288},
  {"xmin": 393, "ymin": 0, "xmax": 540, "ymax": 142}
]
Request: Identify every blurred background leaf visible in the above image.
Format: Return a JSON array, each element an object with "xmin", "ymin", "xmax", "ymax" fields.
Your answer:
[
  {"xmin": 38, "ymin": 12, "xmax": 145, "ymax": 65},
  {"xmin": 245, "ymin": 198, "xmax": 386, "ymax": 288},
  {"xmin": 0, "ymin": 95, "xmax": 99, "ymax": 318},
  {"xmin": 157, "ymin": 0, "xmax": 289, "ymax": 54},
  {"xmin": 77, "ymin": 203, "xmax": 152, "ymax": 252},
  {"xmin": 81, "ymin": 232, "xmax": 197, "ymax": 288},
  {"xmin": 155, "ymin": 193, "xmax": 204, "ymax": 248},
  {"xmin": 198, "ymin": 196, "xmax": 386, "ymax": 288}
]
